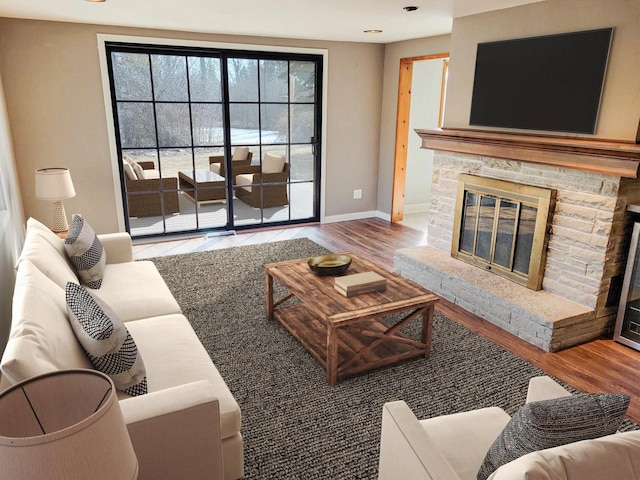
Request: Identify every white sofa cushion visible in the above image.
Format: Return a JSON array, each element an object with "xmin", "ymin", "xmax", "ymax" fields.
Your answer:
[
  {"xmin": 125, "ymin": 313, "xmax": 241, "ymax": 440},
  {"xmin": 66, "ymin": 282, "xmax": 148, "ymax": 396},
  {"xmin": 91, "ymin": 260, "xmax": 182, "ymax": 322},
  {"xmin": 24, "ymin": 216, "xmax": 66, "ymax": 245},
  {"xmin": 421, "ymin": 407, "xmax": 511, "ymax": 480},
  {"xmin": 16, "ymin": 221, "xmax": 78, "ymax": 287},
  {"xmin": 488, "ymin": 431, "xmax": 640, "ymax": 480},
  {"xmin": 1, "ymin": 260, "xmax": 92, "ymax": 388},
  {"xmin": 64, "ymin": 215, "xmax": 107, "ymax": 289}
]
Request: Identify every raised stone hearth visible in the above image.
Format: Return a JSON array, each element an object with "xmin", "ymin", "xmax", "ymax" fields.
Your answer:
[
  {"xmin": 397, "ymin": 128, "xmax": 640, "ymax": 351},
  {"xmin": 395, "ymin": 246, "xmax": 595, "ymax": 351}
]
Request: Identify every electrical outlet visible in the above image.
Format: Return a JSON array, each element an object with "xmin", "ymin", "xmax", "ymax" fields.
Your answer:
[{"xmin": 353, "ymin": 189, "xmax": 362, "ymax": 199}]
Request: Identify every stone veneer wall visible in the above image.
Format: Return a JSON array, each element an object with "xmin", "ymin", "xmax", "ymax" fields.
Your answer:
[{"xmin": 427, "ymin": 151, "xmax": 640, "ymax": 330}]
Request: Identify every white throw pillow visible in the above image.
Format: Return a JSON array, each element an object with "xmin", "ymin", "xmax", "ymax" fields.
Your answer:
[
  {"xmin": 123, "ymin": 161, "xmax": 137, "ymax": 180},
  {"xmin": 262, "ymin": 153, "xmax": 285, "ymax": 174},
  {"xmin": 64, "ymin": 215, "xmax": 106, "ymax": 289},
  {"xmin": 131, "ymin": 161, "xmax": 145, "ymax": 180}
]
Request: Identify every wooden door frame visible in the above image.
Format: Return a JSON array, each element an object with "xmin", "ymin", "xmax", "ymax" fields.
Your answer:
[{"xmin": 391, "ymin": 53, "xmax": 449, "ymax": 223}]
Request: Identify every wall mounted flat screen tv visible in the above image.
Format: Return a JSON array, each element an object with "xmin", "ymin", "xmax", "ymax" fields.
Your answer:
[{"xmin": 469, "ymin": 28, "xmax": 613, "ymax": 134}]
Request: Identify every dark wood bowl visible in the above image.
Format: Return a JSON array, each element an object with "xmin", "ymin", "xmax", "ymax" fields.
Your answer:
[{"xmin": 308, "ymin": 254, "xmax": 352, "ymax": 276}]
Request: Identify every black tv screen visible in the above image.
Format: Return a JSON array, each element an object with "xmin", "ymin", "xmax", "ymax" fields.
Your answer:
[{"xmin": 469, "ymin": 28, "xmax": 613, "ymax": 134}]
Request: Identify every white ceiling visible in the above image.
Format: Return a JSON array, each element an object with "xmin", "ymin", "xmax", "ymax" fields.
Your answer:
[{"xmin": 0, "ymin": 0, "xmax": 544, "ymax": 43}]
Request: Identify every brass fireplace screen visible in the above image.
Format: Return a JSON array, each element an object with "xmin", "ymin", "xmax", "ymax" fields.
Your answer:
[{"xmin": 451, "ymin": 174, "xmax": 556, "ymax": 290}]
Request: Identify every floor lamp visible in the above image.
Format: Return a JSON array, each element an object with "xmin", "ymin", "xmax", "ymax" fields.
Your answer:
[{"xmin": 35, "ymin": 167, "xmax": 76, "ymax": 233}]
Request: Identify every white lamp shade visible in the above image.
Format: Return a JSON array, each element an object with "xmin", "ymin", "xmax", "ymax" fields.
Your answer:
[
  {"xmin": 35, "ymin": 168, "xmax": 76, "ymax": 200},
  {"xmin": 0, "ymin": 369, "xmax": 138, "ymax": 480}
]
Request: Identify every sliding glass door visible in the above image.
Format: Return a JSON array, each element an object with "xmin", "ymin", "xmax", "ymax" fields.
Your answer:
[{"xmin": 105, "ymin": 43, "xmax": 322, "ymax": 238}]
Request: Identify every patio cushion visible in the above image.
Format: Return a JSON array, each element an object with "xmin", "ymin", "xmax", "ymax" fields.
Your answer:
[
  {"xmin": 236, "ymin": 173, "xmax": 254, "ymax": 192},
  {"xmin": 141, "ymin": 169, "xmax": 160, "ymax": 180},
  {"xmin": 124, "ymin": 162, "xmax": 137, "ymax": 180},
  {"xmin": 263, "ymin": 153, "xmax": 285, "ymax": 174},
  {"xmin": 131, "ymin": 161, "xmax": 145, "ymax": 179},
  {"xmin": 232, "ymin": 146, "xmax": 250, "ymax": 160}
]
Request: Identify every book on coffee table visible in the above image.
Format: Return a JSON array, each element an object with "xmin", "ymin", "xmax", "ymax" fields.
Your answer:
[{"xmin": 334, "ymin": 271, "xmax": 387, "ymax": 297}]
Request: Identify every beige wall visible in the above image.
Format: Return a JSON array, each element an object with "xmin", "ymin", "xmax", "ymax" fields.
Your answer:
[
  {"xmin": 3, "ymin": 1, "xmax": 637, "ymax": 231},
  {"xmin": 376, "ymin": 35, "xmax": 450, "ymax": 216},
  {"xmin": 0, "ymin": 18, "xmax": 385, "ymax": 233},
  {"xmin": 446, "ymin": 0, "xmax": 640, "ymax": 141}
]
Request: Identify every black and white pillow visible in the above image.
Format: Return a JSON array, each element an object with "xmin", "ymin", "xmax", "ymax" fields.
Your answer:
[
  {"xmin": 66, "ymin": 282, "xmax": 147, "ymax": 396},
  {"xmin": 64, "ymin": 215, "xmax": 106, "ymax": 289},
  {"xmin": 477, "ymin": 392, "xmax": 630, "ymax": 479}
]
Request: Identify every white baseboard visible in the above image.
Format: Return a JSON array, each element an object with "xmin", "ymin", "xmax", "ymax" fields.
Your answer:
[
  {"xmin": 322, "ymin": 210, "xmax": 390, "ymax": 224},
  {"xmin": 403, "ymin": 203, "xmax": 430, "ymax": 214}
]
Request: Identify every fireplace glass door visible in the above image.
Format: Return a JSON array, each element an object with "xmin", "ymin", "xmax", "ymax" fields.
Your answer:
[
  {"xmin": 459, "ymin": 192, "xmax": 535, "ymax": 277},
  {"xmin": 452, "ymin": 174, "xmax": 556, "ymax": 290},
  {"xmin": 614, "ymin": 221, "xmax": 640, "ymax": 351}
]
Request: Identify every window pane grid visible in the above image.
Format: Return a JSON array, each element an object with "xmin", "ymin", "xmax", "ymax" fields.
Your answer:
[{"xmin": 107, "ymin": 43, "xmax": 321, "ymax": 237}]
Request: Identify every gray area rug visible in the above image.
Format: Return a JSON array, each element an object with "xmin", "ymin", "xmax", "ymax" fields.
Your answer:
[{"xmin": 151, "ymin": 238, "xmax": 636, "ymax": 479}]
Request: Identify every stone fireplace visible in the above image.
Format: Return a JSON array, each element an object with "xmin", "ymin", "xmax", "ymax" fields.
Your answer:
[{"xmin": 394, "ymin": 128, "xmax": 640, "ymax": 351}]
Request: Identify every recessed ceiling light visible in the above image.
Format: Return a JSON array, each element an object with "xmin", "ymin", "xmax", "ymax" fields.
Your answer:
[
  {"xmin": 364, "ymin": 30, "xmax": 383, "ymax": 34},
  {"xmin": 86, "ymin": 0, "xmax": 106, "ymax": 3}
]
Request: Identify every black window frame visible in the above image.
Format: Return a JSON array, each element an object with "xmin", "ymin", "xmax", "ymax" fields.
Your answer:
[{"xmin": 105, "ymin": 41, "xmax": 323, "ymax": 238}]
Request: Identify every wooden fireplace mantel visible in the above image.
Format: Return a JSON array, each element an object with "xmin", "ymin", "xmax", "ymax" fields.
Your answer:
[{"xmin": 415, "ymin": 128, "xmax": 640, "ymax": 178}]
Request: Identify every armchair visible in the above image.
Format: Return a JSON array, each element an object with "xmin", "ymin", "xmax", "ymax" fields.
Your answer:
[
  {"xmin": 378, "ymin": 376, "xmax": 640, "ymax": 480},
  {"xmin": 123, "ymin": 159, "xmax": 180, "ymax": 218},
  {"xmin": 209, "ymin": 147, "xmax": 253, "ymax": 177},
  {"xmin": 234, "ymin": 153, "xmax": 289, "ymax": 208}
]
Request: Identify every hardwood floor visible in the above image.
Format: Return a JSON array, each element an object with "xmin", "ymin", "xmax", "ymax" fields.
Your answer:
[{"xmin": 134, "ymin": 218, "xmax": 640, "ymax": 424}]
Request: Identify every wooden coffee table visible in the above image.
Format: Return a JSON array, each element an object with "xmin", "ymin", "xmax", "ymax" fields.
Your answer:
[
  {"xmin": 264, "ymin": 253, "xmax": 439, "ymax": 385},
  {"xmin": 178, "ymin": 169, "xmax": 227, "ymax": 204}
]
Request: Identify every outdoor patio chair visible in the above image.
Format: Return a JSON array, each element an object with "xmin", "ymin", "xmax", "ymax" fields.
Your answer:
[
  {"xmin": 209, "ymin": 147, "xmax": 253, "ymax": 177},
  {"xmin": 234, "ymin": 153, "xmax": 289, "ymax": 208},
  {"xmin": 123, "ymin": 157, "xmax": 180, "ymax": 218}
]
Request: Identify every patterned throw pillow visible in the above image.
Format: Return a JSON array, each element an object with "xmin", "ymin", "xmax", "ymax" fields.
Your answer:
[
  {"xmin": 64, "ymin": 215, "xmax": 106, "ymax": 289},
  {"xmin": 66, "ymin": 282, "xmax": 147, "ymax": 396},
  {"xmin": 477, "ymin": 393, "xmax": 630, "ymax": 479}
]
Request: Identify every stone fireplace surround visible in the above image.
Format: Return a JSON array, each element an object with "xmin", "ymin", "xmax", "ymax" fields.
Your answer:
[{"xmin": 395, "ymin": 128, "xmax": 640, "ymax": 352}]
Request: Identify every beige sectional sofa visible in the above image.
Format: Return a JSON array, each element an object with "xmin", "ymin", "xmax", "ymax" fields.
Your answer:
[{"xmin": 1, "ymin": 218, "xmax": 243, "ymax": 480}]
